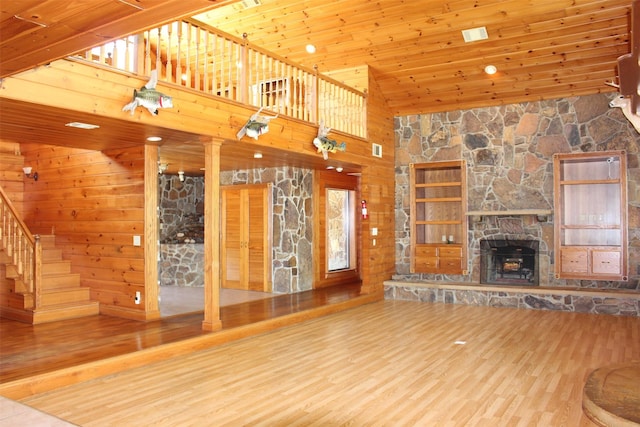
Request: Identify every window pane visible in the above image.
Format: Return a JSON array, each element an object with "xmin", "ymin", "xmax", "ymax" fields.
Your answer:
[{"xmin": 327, "ymin": 188, "xmax": 350, "ymax": 271}]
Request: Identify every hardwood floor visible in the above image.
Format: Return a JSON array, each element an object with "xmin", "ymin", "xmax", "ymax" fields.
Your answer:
[
  {"xmin": 0, "ymin": 283, "xmax": 368, "ymax": 396},
  {"xmin": 12, "ymin": 301, "xmax": 640, "ymax": 426}
]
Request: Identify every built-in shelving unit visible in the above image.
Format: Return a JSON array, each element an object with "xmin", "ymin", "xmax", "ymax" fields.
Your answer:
[
  {"xmin": 553, "ymin": 151, "xmax": 628, "ymax": 281},
  {"xmin": 410, "ymin": 160, "xmax": 467, "ymax": 274}
]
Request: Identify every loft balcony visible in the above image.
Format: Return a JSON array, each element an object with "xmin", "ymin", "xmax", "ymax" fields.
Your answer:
[{"xmin": 74, "ymin": 18, "xmax": 367, "ymax": 139}]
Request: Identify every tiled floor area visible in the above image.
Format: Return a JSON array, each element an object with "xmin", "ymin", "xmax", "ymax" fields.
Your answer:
[{"xmin": 159, "ymin": 286, "xmax": 275, "ymax": 317}]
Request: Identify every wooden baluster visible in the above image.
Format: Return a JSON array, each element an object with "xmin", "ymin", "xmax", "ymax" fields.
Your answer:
[
  {"xmin": 202, "ymin": 30, "xmax": 209, "ymax": 93},
  {"xmin": 194, "ymin": 26, "xmax": 201, "ymax": 91},
  {"xmin": 165, "ymin": 24, "xmax": 173, "ymax": 82},
  {"xmin": 34, "ymin": 235, "xmax": 41, "ymax": 309},
  {"xmin": 239, "ymin": 35, "xmax": 248, "ymax": 104},
  {"xmin": 176, "ymin": 21, "xmax": 183, "ymax": 85},
  {"xmin": 225, "ymin": 38, "xmax": 232, "ymax": 98},
  {"xmin": 185, "ymin": 22, "xmax": 192, "ymax": 88},
  {"xmin": 124, "ymin": 36, "xmax": 132, "ymax": 72},
  {"xmin": 211, "ymin": 34, "xmax": 218, "ymax": 96}
]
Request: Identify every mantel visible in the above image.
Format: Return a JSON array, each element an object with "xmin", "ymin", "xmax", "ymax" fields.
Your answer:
[{"xmin": 466, "ymin": 209, "xmax": 553, "ymax": 217}]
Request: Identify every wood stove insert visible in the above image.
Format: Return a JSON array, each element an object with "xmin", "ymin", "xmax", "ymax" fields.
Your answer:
[{"xmin": 480, "ymin": 239, "xmax": 539, "ymax": 285}]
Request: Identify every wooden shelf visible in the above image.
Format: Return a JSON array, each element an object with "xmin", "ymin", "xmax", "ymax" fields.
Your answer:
[{"xmin": 466, "ymin": 209, "xmax": 552, "ymax": 217}]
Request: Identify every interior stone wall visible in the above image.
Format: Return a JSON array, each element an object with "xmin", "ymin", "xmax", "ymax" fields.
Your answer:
[
  {"xmin": 394, "ymin": 93, "xmax": 640, "ymax": 290},
  {"xmin": 158, "ymin": 168, "xmax": 313, "ymax": 293},
  {"xmin": 159, "ymin": 175, "xmax": 204, "ymax": 243},
  {"xmin": 159, "ymin": 244, "xmax": 204, "ymax": 287},
  {"xmin": 221, "ymin": 167, "xmax": 314, "ymax": 293}
]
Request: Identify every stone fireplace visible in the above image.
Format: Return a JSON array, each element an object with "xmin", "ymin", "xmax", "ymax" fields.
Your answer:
[{"xmin": 480, "ymin": 239, "xmax": 539, "ymax": 286}]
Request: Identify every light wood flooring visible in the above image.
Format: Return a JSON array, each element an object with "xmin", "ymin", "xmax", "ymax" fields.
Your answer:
[{"xmin": 16, "ymin": 301, "xmax": 640, "ymax": 426}]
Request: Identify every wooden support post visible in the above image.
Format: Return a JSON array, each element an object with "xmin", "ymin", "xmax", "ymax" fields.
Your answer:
[
  {"xmin": 202, "ymin": 138, "xmax": 222, "ymax": 331},
  {"xmin": 144, "ymin": 144, "xmax": 160, "ymax": 320}
]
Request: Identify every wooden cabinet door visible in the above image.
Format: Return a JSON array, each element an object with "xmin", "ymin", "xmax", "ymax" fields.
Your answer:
[
  {"xmin": 221, "ymin": 184, "xmax": 272, "ymax": 291},
  {"xmin": 560, "ymin": 248, "xmax": 588, "ymax": 274},
  {"xmin": 591, "ymin": 249, "xmax": 621, "ymax": 275}
]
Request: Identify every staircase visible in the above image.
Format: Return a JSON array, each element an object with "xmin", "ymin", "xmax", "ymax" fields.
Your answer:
[{"xmin": 1, "ymin": 235, "xmax": 100, "ymax": 324}]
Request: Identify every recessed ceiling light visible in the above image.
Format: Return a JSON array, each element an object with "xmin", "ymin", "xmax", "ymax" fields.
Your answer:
[
  {"xmin": 306, "ymin": 44, "xmax": 316, "ymax": 54},
  {"xmin": 484, "ymin": 65, "xmax": 497, "ymax": 75},
  {"xmin": 65, "ymin": 122, "xmax": 100, "ymax": 130},
  {"xmin": 147, "ymin": 136, "xmax": 162, "ymax": 142},
  {"xmin": 462, "ymin": 26, "xmax": 488, "ymax": 43},
  {"xmin": 253, "ymin": 152, "xmax": 263, "ymax": 159}
]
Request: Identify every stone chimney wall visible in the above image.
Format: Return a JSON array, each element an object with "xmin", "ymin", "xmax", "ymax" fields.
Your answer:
[{"xmin": 394, "ymin": 93, "xmax": 640, "ymax": 290}]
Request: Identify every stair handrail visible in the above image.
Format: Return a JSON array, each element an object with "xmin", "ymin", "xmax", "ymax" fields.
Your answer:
[{"xmin": 0, "ymin": 185, "xmax": 41, "ymax": 309}]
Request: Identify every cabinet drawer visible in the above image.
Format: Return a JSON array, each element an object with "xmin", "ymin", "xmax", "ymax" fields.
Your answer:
[
  {"xmin": 439, "ymin": 257, "xmax": 462, "ymax": 274},
  {"xmin": 560, "ymin": 249, "xmax": 588, "ymax": 273},
  {"xmin": 591, "ymin": 250, "xmax": 621, "ymax": 275},
  {"xmin": 414, "ymin": 257, "xmax": 438, "ymax": 272},
  {"xmin": 438, "ymin": 246, "xmax": 462, "ymax": 257},
  {"xmin": 415, "ymin": 246, "xmax": 438, "ymax": 257}
]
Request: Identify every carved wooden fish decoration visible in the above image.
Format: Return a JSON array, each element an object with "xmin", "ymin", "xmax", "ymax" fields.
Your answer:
[
  {"xmin": 122, "ymin": 70, "xmax": 173, "ymax": 116},
  {"xmin": 313, "ymin": 120, "xmax": 346, "ymax": 159},
  {"xmin": 237, "ymin": 107, "xmax": 279, "ymax": 140}
]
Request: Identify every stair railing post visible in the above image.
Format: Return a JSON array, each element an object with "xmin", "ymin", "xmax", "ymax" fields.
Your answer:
[{"xmin": 33, "ymin": 235, "xmax": 42, "ymax": 310}]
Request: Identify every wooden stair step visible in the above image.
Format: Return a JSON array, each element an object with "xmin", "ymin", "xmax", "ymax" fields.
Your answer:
[
  {"xmin": 41, "ymin": 248, "xmax": 63, "ymax": 261},
  {"xmin": 41, "ymin": 287, "xmax": 91, "ymax": 306},
  {"xmin": 41, "ymin": 273, "xmax": 81, "ymax": 290},
  {"xmin": 31, "ymin": 300, "xmax": 100, "ymax": 324},
  {"xmin": 42, "ymin": 260, "xmax": 72, "ymax": 275},
  {"xmin": 0, "ymin": 290, "xmax": 34, "ymax": 310},
  {"xmin": 36, "ymin": 235, "xmax": 56, "ymax": 249}
]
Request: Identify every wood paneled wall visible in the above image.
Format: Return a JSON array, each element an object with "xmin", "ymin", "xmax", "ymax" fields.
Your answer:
[
  {"xmin": 0, "ymin": 140, "xmax": 25, "ymax": 307},
  {"xmin": 0, "ymin": 140, "xmax": 24, "ymax": 215},
  {"xmin": 19, "ymin": 143, "xmax": 148, "ymax": 319},
  {"xmin": 2, "ymin": 59, "xmax": 397, "ymax": 320},
  {"xmin": 359, "ymin": 68, "xmax": 396, "ymax": 295}
]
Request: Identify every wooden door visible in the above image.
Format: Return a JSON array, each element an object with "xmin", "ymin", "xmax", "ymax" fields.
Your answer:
[
  {"xmin": 221, "ymin": 184, "xmax": 272, "ymax": 291},
  {"xmin": 221, "ymin": 187, "xmax": 244, "ymax": 289}
]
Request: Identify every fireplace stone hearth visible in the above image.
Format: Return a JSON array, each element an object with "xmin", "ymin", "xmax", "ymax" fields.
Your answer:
[{"xmin": 480, "ymin": 239, "xmax": 540, "ymax": 286}]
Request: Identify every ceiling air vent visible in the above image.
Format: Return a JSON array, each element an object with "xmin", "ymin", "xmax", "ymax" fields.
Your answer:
[
  {"xmin": 462, "ymin": 26, "xmax": 488, "ymax": 43},
  {"xmin": 241, "ymin": 0, "xmax": 262, "ymax": 9}
]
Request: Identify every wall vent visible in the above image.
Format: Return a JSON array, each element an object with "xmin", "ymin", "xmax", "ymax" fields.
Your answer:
[
  {"xmin": 372, "ymin": 143, "xmax": 382, "ymax": 158},
  {"xmin": 241, "ymin": 0, "xmax": 262, "ymax": 9}
]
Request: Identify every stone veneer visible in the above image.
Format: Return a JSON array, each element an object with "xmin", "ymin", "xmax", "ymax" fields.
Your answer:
[
  {"xmin": 160, "ymin": 243, "xmax": 204, "ymax": 287},
  {"xmin": 389, "ymin": 93, "xmax": 640, "ymax": 315},
  {"xmin": 221, "ymin": 167, "xmax": 314, "ymax": 293},
  {"xmin": 383, "ymin": 282, "xmax": 640, "ymax": 316},
  {"xmin": 157, "ymin": 168, "xmax": 313, "ymax": 293}
]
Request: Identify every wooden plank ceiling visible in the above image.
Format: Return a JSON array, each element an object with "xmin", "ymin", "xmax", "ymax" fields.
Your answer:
[{"xmin": 0, "ymin": 0, "xmax": 634, "ymax": 173}]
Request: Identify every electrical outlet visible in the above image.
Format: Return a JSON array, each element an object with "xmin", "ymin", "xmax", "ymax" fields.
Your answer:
[{"xmin": 135, "ymin": 291, "xmax": 141, "ymax": 304}]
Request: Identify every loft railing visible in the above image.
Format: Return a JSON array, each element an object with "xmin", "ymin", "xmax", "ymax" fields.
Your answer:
[
  {"xmin": 0, "ymin": 185, "xmax": 41, "ymax": 309},
  {"xmin": 79, "ymin": 19, "xmax": 367, "ymax": 138}
]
